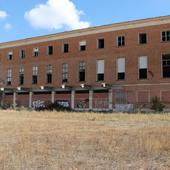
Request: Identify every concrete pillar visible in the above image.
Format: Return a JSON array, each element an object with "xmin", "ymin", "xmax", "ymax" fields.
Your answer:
[
  {"xmin": 29, "ymin": 91, "xmax": 33, "ymax": 108},
  {"xmin": 89, "ymin": 89, "xmax": 93, "ymax": 111},
  {"xmin": 71, "ymin": 90, "xmax": 75, "ymax": 110},
  {"xmin": 109, "ymin": 88, "xmax": 113, "ymax": 110},
  {"xmin": 0, "ymin": 91, "xmax": 4, "ymax": 107},
  {"xmin": 13, "ymin": 91, "xmax": 16, "ymax": 109},
  {"xmin": 51, "ymin": 90, "xmax": 55, "ymax": 103}
]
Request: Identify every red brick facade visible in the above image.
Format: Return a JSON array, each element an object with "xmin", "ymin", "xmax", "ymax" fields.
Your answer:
[{"xmin": 0, "ymin": 16, "xmax": 170, "ymax": 111}]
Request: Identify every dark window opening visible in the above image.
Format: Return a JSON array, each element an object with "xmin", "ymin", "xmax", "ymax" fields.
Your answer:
[
  {"xmin": 139, "ymin": 33, "xmax": 147, "ymax": 44},
  {"xmin": 19, "ymin": 74, "xmax": 24, "ymax": 85},
  {"xmin": 33, "ymin": 49, "xmax": 39, "ymax": 57},
  {"xmin": 97, "ymin": 73, "xmax": 104, "ymax": 81},
  {"xmin": 162, "ymin": 54, "xmax": 170, "ymax": 78},
  {"xmin": 48, "ymin": 46, "xmax": 53, "ymax": 55},
  {"xmin": 63, "ymin": 43, "xmax": 69, "ymax": 53},
  {"xmin": 7, "ymin": 81, "xmax": 11, "ymax": 86},
  {"xmin": 32, "ymin": 75, "xmax": 38, "ymax": 84},
  {"xmin": 47, "ymin": 73, "xmax": 52, "ymax": 84},
  {"xmin": 162, "ymin": 31, "xmax": 170, "ymax": 42},
  {"xmin": 118, "ymin": 72, "xmax": 125, "ymax": 80},
  {"xmin": 98, "ymin": 39, "xmax": 105, "ymax": 49},
  {"xmin": 7, "ymin": 53, "xmax": 13, "ymax": 60},
  {"xmin": 79, "ymin": 72, "xmax": 85, "ymax": 82},
  {"xmin": 117, "ymin": 36, "xmax": 125, "ymax": 47},
  {"xmin": 139, "ymin": 68, "xmax": 147, "ymax": 79},
  {"xmin": 80, "ymin": 45, "xmax": 86, "ymax": 51},
  {"xmin": 20, "ymin": 50, "xmax": 26, "ymax": 59}
]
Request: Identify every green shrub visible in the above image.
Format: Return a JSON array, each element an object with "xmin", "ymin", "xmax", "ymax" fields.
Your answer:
[{"xmin": 151, "ymin": 96, "xmax": 165, "ymax": 112}]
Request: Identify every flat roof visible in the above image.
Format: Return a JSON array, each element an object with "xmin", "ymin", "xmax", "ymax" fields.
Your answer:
[{"xmin": 1, "ymin": 15, "xmax": 170, "ymax": 49}]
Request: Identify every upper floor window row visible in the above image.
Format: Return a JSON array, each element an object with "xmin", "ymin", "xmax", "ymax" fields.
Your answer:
[{"xmin": 6, "ymin": 30, "xmax": 170, "ymax": 60}]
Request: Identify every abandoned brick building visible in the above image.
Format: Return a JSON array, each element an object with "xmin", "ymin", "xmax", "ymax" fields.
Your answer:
[{"xmin": 0, "ymin": 15, "xmax": 170, "ymax": 111}]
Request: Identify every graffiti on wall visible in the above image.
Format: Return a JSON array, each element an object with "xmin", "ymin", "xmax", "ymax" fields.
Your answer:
[
  {"xmin": 32, "ymin": 100, "xmax": 45, "ymax": 109},
  {"xmin": 77, "ymin": 99, "xmax": 89, "ymax": 108},
  {"xmin": 56, "ymin": 100, "xmax": 70, "ymax": 108}
]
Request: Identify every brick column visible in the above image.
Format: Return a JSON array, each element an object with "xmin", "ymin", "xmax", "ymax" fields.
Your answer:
[
  {"xmin": 89, "ymin": 89, "xmax": 93, "ymax": 111},
  {"xmin": 71, "ymin": 90, "xmax": 75, "ymax": 110}
]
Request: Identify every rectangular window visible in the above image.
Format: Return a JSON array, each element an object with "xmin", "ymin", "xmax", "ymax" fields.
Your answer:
[
  {"xmin": 32, "ymin": 66, "xmax": 38, "ymax": 84},
  {"xmin": 117, "ymin": 58, "xmax": 125, "ymax": 80},
  {"xmin": 97, "ymin": 38, "xmax": 105, "ymax": 49},
  {"xmin": 162, "ymin": 30, "xmax": 170, "ymax": 42},
  {"xmin": 20, "ymin": 49, "xmax": 26, "ymax": 59},
  {"xmin": 139, "ymin": 33, "xmax": 147, "ymax": 44},
  {"xmin": 162, "ymin": 54, "xmax": 170, "ymax": 78},
  {"xmin": 62, "ymin": 63, "xmax": 68, "ymax": 83},
  {"xmin": 33, "ymin": 48, "xmax": 39, "ymax": 57},
  {"xmin": 79, "ymin": 41, "xmax": 86, "ymax": 51},
  {"xmin": 7, "ymin": 68, "xmax": 12, "ymax": 85},
  {"xmin": 117, "ymin": 36, "xmax": 125, "ymax": 47},
  {"xmin": 139, "ymin": 56, "xmax": 148, "ymax": 79},
  {"xmin": 7, "ymin": 52, "xmax": 13, "ymax": 60},
  {"xmin": 19, "ymin": 66, "xmax": 24, "ymax": 85},
  {"xmin": 63, "ymin": 43, "xmax": 69, "ymax": 53},
  {"xmin": 46, "ymin": 64, "xmax": 52, "ymax": 84},
  {"xmin": 79, "ymin": 61, "xmax": 86, "ymax": 82},
  {"xmin": 97, "ymin": 60, "xmax": 104, "ymax": 81},
  {"xmin": 47, "ymin": 46, "xmax": 53, "ymax": 55}
]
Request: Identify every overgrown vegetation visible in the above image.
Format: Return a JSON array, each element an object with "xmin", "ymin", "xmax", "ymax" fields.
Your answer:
[{"xmin": 151, "ymin": 96, "xmax": 165, "ymax": 112}]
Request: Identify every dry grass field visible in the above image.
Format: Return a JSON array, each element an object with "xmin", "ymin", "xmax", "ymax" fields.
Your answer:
[{"xmin": 0, "ymin": 110, "xmax": 169, "ymax": 170}]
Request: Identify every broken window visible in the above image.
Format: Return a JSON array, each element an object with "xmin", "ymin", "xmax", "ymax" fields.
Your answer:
[
  {"xmin": 97, "ymin": 38, "xmax": 105, "ymax": 49},
  {"xmin": 162, "ymin": 54, "xmax": 170, "ymax": 78},
  {"xmin": 79, "ymin": 61, "xmax": 86, "ymax": 82},
  {"xmin": 62, "ymin": 63, "xmax": 68, "ymax": 83},
  {"xmin": 46, "ymin": 64, "xmax": 52, "ymax": 84},
  {"xmin": 7, "ymin": 52, "xmax": 13, "ymax": 60},
  {"xmin": 63, "ymin": 43, "xmax": 69, "ymax": 53},
  {"xmin": 139, "ymin": 33, "xmax": 147, "ymax": 44},
  {"xmin": 162, "ymin": 30, "xmax": 170, "ymax": 42},
  {"xmin": 32, "ymin": 66, "xmax": 38, "ymax": 84},
  {"xmin": 33, "ymin": 48, "xmax": 39, "ymax": 57},
  {"xmin": 79, "ymin": 41, "xmax": 86, "ymax": 51},
  {"xmin": 117, "ymin": 58, "xmax": 125, "ymax": 80},
  {"xmin": 20, "ymin": 49, "xmax": 26, "ymax": 59},
  {"xmin": 7, "ymin": 68, "xmax": 12, "ymax": 85},
  {"xmin": 47, "ymin": 46, "xmax": 53, "ymax": 55},
  {"xmin": 117, "ymin": 36, "xmax": 125, "ymax": 47},
  {"xmin": 19, "ymin": 66, "xmax": 24, "ymax": 85},
  {"xmin": 139, "ymin": 56, "xmax": 148, "ymax": 79},
  {"xmin": 97, "ymin": 60, "xmax": 104, "ymax": 81}
]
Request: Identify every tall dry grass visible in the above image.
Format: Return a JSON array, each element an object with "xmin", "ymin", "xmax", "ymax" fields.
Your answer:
[{"xmin": 0, "ymin": 110, "xmax": 169, "ymax": 170}]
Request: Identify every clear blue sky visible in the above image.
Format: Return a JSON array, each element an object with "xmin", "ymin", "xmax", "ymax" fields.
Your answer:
[{"xmin": 0, "ymin": 0, "xmax": 170, "ymax": 42}]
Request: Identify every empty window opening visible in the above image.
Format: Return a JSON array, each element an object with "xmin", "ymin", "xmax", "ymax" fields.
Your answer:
[
  {"xmin": 62, "ymin": 63, "xmax": 68, "ymax": 83},
  {"xmin": 162, "ymin": 54, "xmax": 170, "ymax": 78},
  {"xmin": 162, "ymin": 31, "xmax": 170, "ymax": 42},
  {"xmin": 139, "ymin": 56, "xmax": 148, "ymax": 79},
  {"xmin": 98, "ymin": 38, "xmax": 105, "ymax": 49},
  {"xmin": 79, "ymin": 61, "xmax": 86, "ymax": 82},
  {"xmin": 117, "ymin": 58, "xmax": 125, "ymax": 80},
  {"xmin": 97, "ymin": 60, "xmax": 105, "ymax": 81},
  {"xmin": 117, "ymin": 36, "xmax": 125, "ymax": 47},
  {"xmin": 139, "ymin": 33, "xmax": 147, "ymax": 44}
]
